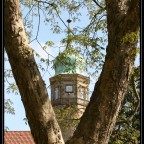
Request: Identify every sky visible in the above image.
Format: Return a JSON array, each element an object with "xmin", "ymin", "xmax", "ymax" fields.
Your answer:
[{"xmin": 4, "ymin": 1, "xmax": 140, "ymax": 131}]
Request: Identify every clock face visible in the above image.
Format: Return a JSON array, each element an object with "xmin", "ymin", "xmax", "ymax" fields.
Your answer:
[{"xmin": 66, "ymin": 85, "xmax": 73, "ymax": 93}]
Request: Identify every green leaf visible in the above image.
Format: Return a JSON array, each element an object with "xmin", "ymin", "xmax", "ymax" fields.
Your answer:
[
  {"xmin": 45, "ymin": 41, "xmax": 54, "ymax": 47},
  {"xmin": 35, "ymin": 52, "xmax": 40, "ymax": 57}
]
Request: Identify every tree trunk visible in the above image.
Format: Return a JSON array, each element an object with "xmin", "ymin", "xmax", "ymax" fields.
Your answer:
[
  {"xmin": 4, "ymin": 0, "xmax": 64, "ymax": 144},
  {"xmin": 66, "ymin": 0, "xmax": 139, "ymax": 144}
]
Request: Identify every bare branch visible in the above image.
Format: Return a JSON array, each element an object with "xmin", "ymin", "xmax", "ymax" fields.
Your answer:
[
  {"xmin": 5, "ymin": 77, "xmax": 12, "ymax": 85},
  {"xmin": 36, "ymin": 0, "xmax": 75, "ymax": 36},
  {"xmin": 36, "ymin": 3, "xmax": 40, "ymax": 39},
  {"xmin": 24, "ymin": 5, "xmax": 34, "ymax": 20},
  {"xmin": 29, "ymin": 4, "xmax": 40, "ymax": 44},
  {"xmin": 92, "ymin": 0, "xmax": 105, "ymax": 10},
  {"xmin": 36, "ymin": 39, "xmax": 55, "ymax": 58},
  {"xmin": 128, "ymin": 74, "xmax": 140, "ymax": 121}
]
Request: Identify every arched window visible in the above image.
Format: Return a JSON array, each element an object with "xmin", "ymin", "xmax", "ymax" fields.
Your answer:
[
  {"xmin": 80, "ymin": 87, "xmax": 85, "ymax": 99},
  {"xmin": 54, "ymin": 88, "xmax": 59, "ymax": 100}
]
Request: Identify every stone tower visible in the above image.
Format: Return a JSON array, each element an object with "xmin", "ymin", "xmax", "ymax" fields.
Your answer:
[
  {"xmin": 49, "ymin": 48, "xmax": 90, "ymax": 141},
  {"xmin": 49, "ymin": 47, "xmax": 90, "ymax": 142},
  {"xmin": 50, "ymin": 48, "xmax": 90, "ymax": 106}
]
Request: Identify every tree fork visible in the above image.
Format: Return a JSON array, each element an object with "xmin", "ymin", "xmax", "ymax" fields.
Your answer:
[{"xmin": 4, "ymin": 0, "xmax": 139, "ymax": 144}]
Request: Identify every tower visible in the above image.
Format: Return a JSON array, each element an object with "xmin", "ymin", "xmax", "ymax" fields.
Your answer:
[
  {"xmin": 50, "ymin": 48, "xmax": 90, "ymax": 107},
  {"xmin": 49, "ymin": 20, "xmax": 90, "ymax": 142}
]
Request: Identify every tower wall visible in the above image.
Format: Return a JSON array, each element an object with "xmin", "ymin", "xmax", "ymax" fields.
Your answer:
[
  {"xmin": 50, "ymin": 74, "xmax": 90, "ymax": 142},
  {"xmin": 50, "ymin": 74, "xmax": 90, "ymax": 106},
  {"xmin": 54, "ymin": 105, "xmax": 85, "ymax": 142}
]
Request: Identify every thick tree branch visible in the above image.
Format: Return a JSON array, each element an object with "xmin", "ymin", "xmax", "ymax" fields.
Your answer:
[
  {"xmin": 106, "ymin": 0, "xmax": 140, "ymax": 36},
  {"xmin": 66, "ymin": 0, "xmax": 140, "ymax": 143},
  {"xmin": 128, "ymin": 74, "xmax": 140, "ymax": 121},
  {"xmin": 4, "ymin": 0, "xmax": 64, "ymax": 144},
  {"xmin": 131, "ymin": 75, "xmax": 140, "ymax": 101}
]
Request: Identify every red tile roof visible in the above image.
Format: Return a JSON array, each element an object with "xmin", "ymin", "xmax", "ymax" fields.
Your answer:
[{"xmin": 4, "ymin": 131, "xmax": 35, "ymax": 144}]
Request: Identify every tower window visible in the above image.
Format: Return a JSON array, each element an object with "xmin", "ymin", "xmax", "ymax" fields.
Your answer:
[
  {"xmin": 54, "ymin": 88, "xmax": 59, "ymax": 100},
  {"xmin": 80, "ymin": 87, "xmax": 85, "ymax": 99}
]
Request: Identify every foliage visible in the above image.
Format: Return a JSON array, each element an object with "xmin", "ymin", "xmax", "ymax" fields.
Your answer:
[
  {"xmin": 54, "ymin": 105, "xmax": 80, "ymax": 129},
  {"xmin": 121, "ymin": 31, "xmax": 139, "ymax": 44},
  {"xmin": 4, "ymin": 52, "xmax": 18, "ymax": 115},
  {"xmin": 20, "ymin": 0, "xmax": 107, "ymax": 76},
  {"xmin": 4, "ymin": 99, "xmax": 15, "ymax": 115},
  {"xmin": 54, "ymin": 104, "xmax": 81, "ymax": 140}
]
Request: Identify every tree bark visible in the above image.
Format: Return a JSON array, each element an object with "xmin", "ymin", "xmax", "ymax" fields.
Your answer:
[
  {"xmin": 4, "ymin": 0, "xmax": 64, "ymax": 144},
  {"xmin": 66, "ymin": 0, "xmax": 139, "ymax": 144}
]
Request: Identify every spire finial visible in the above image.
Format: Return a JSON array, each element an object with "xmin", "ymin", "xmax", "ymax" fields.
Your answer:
[
  {"xmin": 67, "ymin": 19, "xmax": 72, "ymax": 36},
  {"xmin": 67, "ymin": 19, "xmax": 72, "ymax": 23},
  {"xmin": 66, "ymin": 19, "xmax": 72, "ymax": 49}
]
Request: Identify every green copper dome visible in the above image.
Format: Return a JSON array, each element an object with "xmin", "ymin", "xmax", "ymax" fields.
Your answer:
[{"xmin": 53, "ymin": 48, "xmax": 86, "ymax": 75}]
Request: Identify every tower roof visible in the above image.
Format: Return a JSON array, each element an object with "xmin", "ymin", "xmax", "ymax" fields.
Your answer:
[{"xmin": 53, "ymin": 48, "xmax": 86, "ymax": 75}]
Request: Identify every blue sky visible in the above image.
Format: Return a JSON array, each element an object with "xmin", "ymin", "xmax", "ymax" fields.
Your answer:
[{"xmin": 4, "ymin": 2, "xmax": 140, "ymax": 131}]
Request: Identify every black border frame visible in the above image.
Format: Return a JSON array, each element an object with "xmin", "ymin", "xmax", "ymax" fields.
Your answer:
[{"xmin": 1, "ymin": 0, "xmax": 4, "ymax": 143}]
